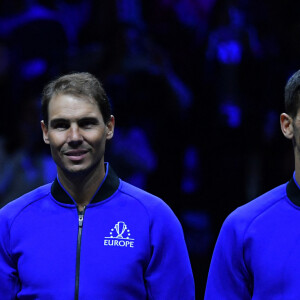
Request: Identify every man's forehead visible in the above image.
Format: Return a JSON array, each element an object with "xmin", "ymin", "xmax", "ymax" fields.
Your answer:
[
  {"xmin": 48, "ymin": 94, "xmax": 102, "ymax": 119},
  {"xmin": 50, "ymin": 92, "xmax": 97, "ymax": 104}
]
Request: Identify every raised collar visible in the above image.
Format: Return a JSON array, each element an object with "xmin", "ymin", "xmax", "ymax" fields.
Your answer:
[
  {"xmin": 51, "ymin": 164, "xmax": 120, "ymax": 205},
  {"xmin": 287, "ymin": 175, "xmax": 300, "ymax": 207}
]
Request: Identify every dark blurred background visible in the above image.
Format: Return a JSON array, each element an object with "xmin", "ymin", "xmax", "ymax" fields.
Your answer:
[{"xmin": 0, "ymin": 0, "xmax": 297, "ymax": 297}]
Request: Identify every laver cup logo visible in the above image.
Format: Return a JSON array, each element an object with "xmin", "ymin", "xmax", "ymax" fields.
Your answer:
[
  {"xmin": 114, "ymin": 221, "xmax": 128, "ymax": 238},
  {"xmin": 104, "ymin": 221, "xmax": 135, "ymax": 248}
]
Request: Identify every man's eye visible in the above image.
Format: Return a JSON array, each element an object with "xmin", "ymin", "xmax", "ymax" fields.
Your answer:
[
  {"xmin": 82, "ymin": 123, "xmax": 94, "ymax": 129},
  {"xmin": 54, "ymin": 123, "xmax": 69, "ymax": 130},
  {"xmin": 80, "ymin": 120, "xmax": 98, "ymax": 128}
]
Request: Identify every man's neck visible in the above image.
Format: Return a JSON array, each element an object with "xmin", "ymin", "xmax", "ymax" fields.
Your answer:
[
  {"xmin": 294, "ymin": 151, "xmax": 300, "ymax": 187},
  {"xmin": 57, "ymin": 164, "xmax": 106, "ymax": 209},
  {"xmin": 295, "ymin": 171, "xmax": 300, "ymax": 189}
]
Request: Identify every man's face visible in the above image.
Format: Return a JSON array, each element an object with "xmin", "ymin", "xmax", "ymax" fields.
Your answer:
[{"xmin": 41, "ymin": 94, "xmax": 114, "ymax": 177}]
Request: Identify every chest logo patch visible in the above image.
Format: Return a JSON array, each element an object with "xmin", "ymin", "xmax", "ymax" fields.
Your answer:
[{"xmin": 104, "ymin": 221, "xmax": 135, "ymax": 248}]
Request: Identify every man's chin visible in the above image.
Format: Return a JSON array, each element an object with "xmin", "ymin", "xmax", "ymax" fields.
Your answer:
[
  {"xmin": 65, "ymin": 167, "xmax": 89, "ymax": 175},
  {"xmin": 61, "ymin": 162, "xmax": 101, "ymax": 177},
  {"xmin": 57, "ymin": 159, "xmax": 103, "ymax": 179}
]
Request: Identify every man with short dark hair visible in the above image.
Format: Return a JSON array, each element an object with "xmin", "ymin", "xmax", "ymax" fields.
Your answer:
[
  {"xmin": 0, "ymin": 72, "xmax": 195, "ymax": 299},
  {"xmin": 205, "ymin": 69, "xmax": 300, "ymax": 299}
]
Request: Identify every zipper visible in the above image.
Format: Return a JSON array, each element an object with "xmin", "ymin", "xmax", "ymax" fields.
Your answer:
[{"xmin": 75, "ymin": 207, "xmax": 86, "ymax": 300}]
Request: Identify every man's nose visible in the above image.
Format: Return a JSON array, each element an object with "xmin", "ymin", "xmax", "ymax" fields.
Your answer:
[{"xmin": 67, "ymin": 125, "xmax": 83, "ymax": 144}]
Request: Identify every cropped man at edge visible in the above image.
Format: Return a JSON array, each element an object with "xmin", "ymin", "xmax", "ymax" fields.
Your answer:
[
  {"xmin": 0, "ymin": 72, "xmax": 195, "ymax": 299},
  {"xmin": 205, "ymin": 69, "xmax": 300, "ymax": 299}
]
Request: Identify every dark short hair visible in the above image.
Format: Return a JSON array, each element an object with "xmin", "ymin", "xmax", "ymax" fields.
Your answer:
[
  {"xmin": 41, "ymin": 72, "xmax": 112, "ymax": 126},
  {"xmin": 284, "ymin": 69, "xmax": 300, "ymax": 118}
]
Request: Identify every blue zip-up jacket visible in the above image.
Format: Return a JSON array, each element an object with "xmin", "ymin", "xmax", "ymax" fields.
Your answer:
[
  {"xmin": 0, "ymin": 164, "xmax": 195, "ymax": 299},
  {"xmin": 205, "ymin": 174, "xmax": 300, "ymax": 299}
]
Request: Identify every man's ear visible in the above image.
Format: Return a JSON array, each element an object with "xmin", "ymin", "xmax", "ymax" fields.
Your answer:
[
  {"xmin": 106, "ymin": 115, "xmax": 115, "ymax": 140},
  {"xmin": 41, "ymin": 120, "xmax": 50, "ymax": 144},
  {"xmin": 280, "ymin": 113, "xmax": 294, "ymax": 140}
]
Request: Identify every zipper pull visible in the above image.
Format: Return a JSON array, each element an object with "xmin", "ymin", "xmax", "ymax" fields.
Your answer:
[
  {"xmin": 78, "ymin": 206, "xmax": 86, "ymax": 228},
  {"xmin": 78, "ymin": 214, "xmax": 84, "ymax": 227}
]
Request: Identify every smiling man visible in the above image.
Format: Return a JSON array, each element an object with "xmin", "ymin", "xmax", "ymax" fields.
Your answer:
[
  {"xmin": 0, "ymin": 72, "xmax": 195, "ymax": 299},
  {"xmin": 41, "ymin": 92, "xmax": 114, "ymax": 211}
]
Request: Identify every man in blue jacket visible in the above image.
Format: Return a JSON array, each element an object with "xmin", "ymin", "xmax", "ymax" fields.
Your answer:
[
  {"xmin": 205, "ymin": 69, "xmax": 300, "ymax": 299},
  {"xmin": 0, "ymin": 72, "xmax": 195, "ymax": 299}
]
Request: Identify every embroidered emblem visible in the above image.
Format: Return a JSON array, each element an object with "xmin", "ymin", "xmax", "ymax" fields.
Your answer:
[{"xmin": 104, "ymin": 221, "xmax": 135, "ymax": 248}]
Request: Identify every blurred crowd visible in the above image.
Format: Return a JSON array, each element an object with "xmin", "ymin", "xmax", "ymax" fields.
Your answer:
[{"xmin": 0, "ymin": 0, "xmax": 298, "ymax": 296}]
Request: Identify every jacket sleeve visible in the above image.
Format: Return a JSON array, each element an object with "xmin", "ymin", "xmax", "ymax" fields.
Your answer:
[
  {"xmin": 0, "ymin": 209, "xmax": 20, "ymax": 299},
  {"xmin": 204, "ymin": 212, "xmax": 252, "ymax": 300},
  {"xmin": 144, "ymin": 201, "xmax": 195, "ymax": 300}
]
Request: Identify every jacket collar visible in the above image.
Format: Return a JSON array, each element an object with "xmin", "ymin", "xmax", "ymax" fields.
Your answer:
[
  {"xmin": 51, "ymin": 164, "xmax": 120, "ymax": 205},
  {"xmin": 287, "ymin": 174, "xmax": 300, "ymax": 207}
]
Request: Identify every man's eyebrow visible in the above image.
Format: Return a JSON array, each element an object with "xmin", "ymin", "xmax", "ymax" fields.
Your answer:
[
  {"xmin": 50, "ymin": 118, "xmax": 69, "ymax": 126},
  {"xmin": 78, "ymin": 117, "xmax": 100, "ymax": 123},
  {"xmin": 49, "ymin": 117, "xmax": 100, "ymax": 126}
]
